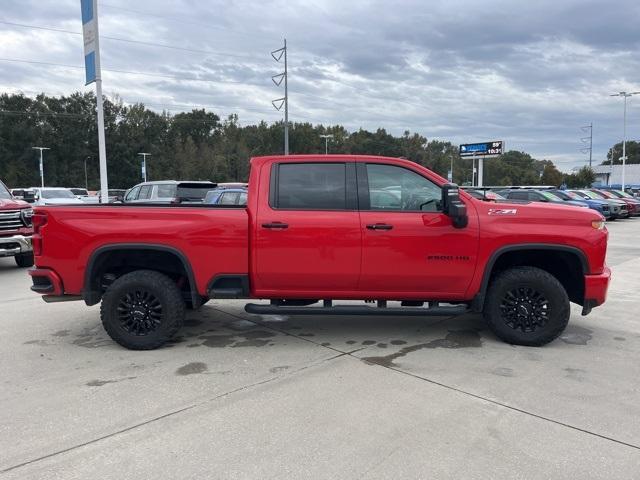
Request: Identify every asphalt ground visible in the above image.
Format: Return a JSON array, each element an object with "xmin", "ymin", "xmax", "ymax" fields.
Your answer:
[{"xmin": 1, "ymin": 219, "xmax": 639, "ymax": 479}]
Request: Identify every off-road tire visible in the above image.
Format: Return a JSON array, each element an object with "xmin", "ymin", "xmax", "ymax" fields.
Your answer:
[
  {"xmin": 100, "ymin": 270, "xmax": 185, "ymax": 350},
  {"xmin": 484, "ymin": 266, "xmax": 570, "ymax": 346},
  {"xmin": 14, "ymin": 253, "xmax": 34, "ymax": 268}
]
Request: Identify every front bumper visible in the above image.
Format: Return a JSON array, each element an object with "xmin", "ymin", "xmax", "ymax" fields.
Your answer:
[
  {"xmin": 0, "ymin": 234, "xmax": 32, "ymax": 257},
  {"xmin": 582, "ymin": 266, "xmax": 612, "ymax": 315}
]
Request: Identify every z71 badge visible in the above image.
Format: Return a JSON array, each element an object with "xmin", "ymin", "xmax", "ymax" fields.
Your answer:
[{"xmin": 488, "ymin": 208, "xmax": 518, "ymax": 216}]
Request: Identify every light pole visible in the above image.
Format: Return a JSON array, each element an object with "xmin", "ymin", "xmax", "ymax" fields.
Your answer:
[
  {"xmin": 32, "ymin": 147, "xmax": 50, "ymax": 188},
  {"xmin": 611, "ymin": 91, "xmax": 639, "ymax": 190},
  {"xmin": 138, "ymin": 153, "xmax": 151, "ymax": 182},
  {"xmin": 84, "ymin": 156, "xmax": 90, "ymax": 190},
  {"xmin": 319, "ymin": 134, "xmax": 334, "ymax": 154}
]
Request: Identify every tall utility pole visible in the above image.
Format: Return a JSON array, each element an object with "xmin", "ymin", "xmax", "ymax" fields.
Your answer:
[
  {"xmin": 611, "ymin": 91, "xmax": 639, "ymax": 190},
  {"xmin": 138, "ymin": 153, "xmax": 151, "ymax": 182},
  {"xmin": 271, "ymin": 39, "xmax": 289, "ymax": 155},
  {"xmin": 319, "ymin": 134, "xmax": 334, "ymax": 154},
  {"xmin": 580, "ymin": 123, "xmax": 593, "ymax": 167},
  {"xmin": 32, "ymin": 147, "xmax": 50, "ymax": 188}
]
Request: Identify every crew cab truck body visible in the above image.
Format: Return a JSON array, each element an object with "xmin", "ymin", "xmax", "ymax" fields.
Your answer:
[{"xmin": 29, "ymin": 155, "xmax": 610, "ymax": 349}]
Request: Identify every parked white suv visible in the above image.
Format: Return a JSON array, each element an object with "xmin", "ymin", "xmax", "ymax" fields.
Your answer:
[{"xmin": 123, "ymin": 181, "xmax": 217, "ymax": 204}]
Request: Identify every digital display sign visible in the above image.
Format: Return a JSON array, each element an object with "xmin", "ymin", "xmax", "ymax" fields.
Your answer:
[{"xmin": 459, "ymin": 141, "xmax": 503, "ymax": 157}]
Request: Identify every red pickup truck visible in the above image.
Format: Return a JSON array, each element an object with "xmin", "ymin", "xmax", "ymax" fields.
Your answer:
[
  {"xmin": 0, "ymin": 179, "xmax": 34, "ymax": 267},
  {"xmin": 29, "ymin": 155, "xmax": 610, "ymax": 350}
]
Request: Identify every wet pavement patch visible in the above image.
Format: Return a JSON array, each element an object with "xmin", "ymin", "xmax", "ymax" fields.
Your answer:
[
  {"xmin": 51, "ymin": 330, "xmax": 70, "ymax": 337},
  {"xmin": 196, "ymin": 330, "xmax": 277, "ymax": 349},
  {"xmin": 362, "ymin": 330, "xmax": 482, "ymax": 367},
  {"xmin": 184, "ymin": 319, "xmax": 203, "ymax": 327},
  {"xmin": 560, "ymin": 325, "xmax": 593, "ymax": 345},
  {"xmin": 176, "ymin": 362, "xmax": 208, "ymax": 376},
  {"xmin": 491, "ymin": 367, "xmax": 515, "ymax": 377},
  {"xmin": 269, "ymin": 365, "xmax": 290, "ymax": 373},
  {"xmin": 86, "ymin": 376, "xmax": 136, "ymax": 387}
]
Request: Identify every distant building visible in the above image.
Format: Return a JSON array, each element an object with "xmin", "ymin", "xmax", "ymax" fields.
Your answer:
[{"xmin": 593, "ymin": 164, "xmax": 640, "ymax": 188}]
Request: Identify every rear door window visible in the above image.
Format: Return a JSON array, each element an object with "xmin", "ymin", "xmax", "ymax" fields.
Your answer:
[
  {"xmin": 156, "ymin": 184, "xmax": 175, "ymax": 199},
  {"xmin": 219, "ymin": 192, "xmax": 239, "ymax": 205},
  {"xmin": 274, "ymin": 163, "xmax": 347, "ymax": 210}
]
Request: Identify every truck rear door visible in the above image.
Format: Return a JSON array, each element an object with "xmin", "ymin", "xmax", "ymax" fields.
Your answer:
[{"xmin": 253, "ymin": 161, "xmax": 361, "ymax": 294}]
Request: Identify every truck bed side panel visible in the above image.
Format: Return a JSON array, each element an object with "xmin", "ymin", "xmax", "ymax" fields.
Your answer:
[{"xmin": 36, "ymin": 206, "xmax": 248, "ymax": 296}]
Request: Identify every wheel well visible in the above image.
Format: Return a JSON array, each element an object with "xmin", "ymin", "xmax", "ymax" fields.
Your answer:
[
  {"xmin": 485, "ymin": 249, "xmax": 585, "ymax": 306},
  {"xmin": 83, "ymin": 247, "xmax": 197, "ymax": 307}
]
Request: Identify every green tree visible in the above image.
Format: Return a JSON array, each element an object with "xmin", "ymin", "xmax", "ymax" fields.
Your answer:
[
  {"xmin": 604, "ymin": 141, "xmax": 640, "ymax": 165},
  {"xmin": 564, "ymin": 167, "xmax": 596, "ymax": 188}
]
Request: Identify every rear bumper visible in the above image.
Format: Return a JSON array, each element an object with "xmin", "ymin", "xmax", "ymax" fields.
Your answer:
[
  {"xmin": 582, "ymin": 266, "xmax": 611, "ymax": 315},
  {"xmin": 0, "ymin": 234, "xmax": 32, "ymax": 257},
  {"xmin": 28, "ymin": 267, "xmax": 64, "ymax": 296}
]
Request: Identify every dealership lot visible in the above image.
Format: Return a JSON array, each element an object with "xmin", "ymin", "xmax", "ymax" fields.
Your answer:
[{"xmin": 1, "ymin": 220, "xmax": 639, "ymax": 479}]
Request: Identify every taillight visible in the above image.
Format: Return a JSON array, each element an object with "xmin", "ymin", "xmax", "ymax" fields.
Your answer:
[
  {"xmin": 32, "ymin": 212, "xmax": 47, "ymax": 232},
  {"xmin": 32, "ymin": 212, "xmax": 47, "ymax": 256}
]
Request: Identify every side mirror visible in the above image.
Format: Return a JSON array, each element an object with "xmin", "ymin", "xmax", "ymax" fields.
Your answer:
[{"xmin": 441, "ymin": 183, "xmax": 468, "ymax": 229}]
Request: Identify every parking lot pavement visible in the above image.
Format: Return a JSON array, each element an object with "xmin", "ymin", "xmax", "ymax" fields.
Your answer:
[{"xmin": 1, "ymin": 220, "xmax": 639, "ymax": 479}]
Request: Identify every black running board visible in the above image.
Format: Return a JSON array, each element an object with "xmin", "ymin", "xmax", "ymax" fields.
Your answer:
[{"xmin": 244, "ymin": 303, "xmax": 468, "ymax": 317}]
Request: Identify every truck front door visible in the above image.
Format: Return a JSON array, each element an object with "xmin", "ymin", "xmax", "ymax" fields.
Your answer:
[
  {"xmin": 357, "ymin": 162, "xmax": 479, "ymax": 297},
  {"xmin": 253, "ymin": 161, "xmax": 361, "ymax": 295}
]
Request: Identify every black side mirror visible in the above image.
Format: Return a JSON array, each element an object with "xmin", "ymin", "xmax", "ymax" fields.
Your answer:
[{"xmin": 442, "ymin": 183, "xmax": 468, "ymax": 229}]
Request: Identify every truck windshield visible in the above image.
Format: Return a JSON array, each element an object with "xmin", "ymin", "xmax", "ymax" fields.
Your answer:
[
  {"xmin": 41, "ymin": 189, "xmax": 76, "ymax": 199},
  {"xmin": 0, "ymin": 182, "xmax": 11, "ymax": 199}
]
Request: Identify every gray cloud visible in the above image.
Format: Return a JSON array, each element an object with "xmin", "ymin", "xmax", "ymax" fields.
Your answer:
[{"xmin": 1, "ymin": 0, "xmax": 639, "ymax": 170}]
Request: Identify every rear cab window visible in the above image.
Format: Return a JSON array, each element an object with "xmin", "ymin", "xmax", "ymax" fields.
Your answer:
[{"xmin": 270, "ymin": 162, "xmax": 353, "ymax": 210}]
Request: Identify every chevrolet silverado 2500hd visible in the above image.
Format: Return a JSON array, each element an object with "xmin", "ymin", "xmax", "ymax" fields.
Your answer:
[{"xmin": 29, "ymin": 155, "xmax": 610, "ymax": 349}]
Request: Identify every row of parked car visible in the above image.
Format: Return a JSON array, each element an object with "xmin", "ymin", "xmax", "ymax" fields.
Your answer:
[
  {"xmin": 466, "ymin": 186, "xmax": 639, "ymax": 220},
  {"xmin": 9, "ymin": 182, "xmax": 249, "ymax": 206}
]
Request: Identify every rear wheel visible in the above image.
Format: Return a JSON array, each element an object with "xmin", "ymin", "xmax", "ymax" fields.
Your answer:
[
  {"xmin": 15, "ymin": 253, "xmax": 34, "ymax": 268},
  {"xmin": 484, "ymin": 267, "xmax": 570, "ymax": 346},
  {"xmin": 100, "ymin": 270, "xmax": 185, "ymax": 350}
]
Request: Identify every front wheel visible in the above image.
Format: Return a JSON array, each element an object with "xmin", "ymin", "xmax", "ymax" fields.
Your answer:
[
  {"xmin": 100, "ymin": 270, "xmax": 185, "ymax": 350},
  {"xmin": 484, "ymin": 267, "xmax": 570, "ymax": 346}
]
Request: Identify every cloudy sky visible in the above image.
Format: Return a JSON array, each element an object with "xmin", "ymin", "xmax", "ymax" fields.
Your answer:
[{"xmin": 1, "ymin": 0, "xmax": 639, "ymax": 170}]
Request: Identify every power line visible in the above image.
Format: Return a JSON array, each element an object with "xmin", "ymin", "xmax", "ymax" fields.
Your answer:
[
  {"xmin": 0, "ymin": 20, "xmax": 264, "ymax": 61},
  {"xmin": 0, "ymin": 57, "xmax": 263, "ymax": 86}
]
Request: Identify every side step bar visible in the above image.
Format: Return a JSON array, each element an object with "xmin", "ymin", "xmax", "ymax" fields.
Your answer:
[{"xmin": 245, "ymin": 303, "xmax": 468, "ymax": 317}]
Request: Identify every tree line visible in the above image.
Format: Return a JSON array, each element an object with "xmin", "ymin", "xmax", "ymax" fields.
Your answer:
[{"xmin": 0, "ymin": 92, "xmax": 596, "ymax": 189}]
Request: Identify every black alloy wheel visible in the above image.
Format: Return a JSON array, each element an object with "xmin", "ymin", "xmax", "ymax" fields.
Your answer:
[
  {"xmin": 484, "ymin": 266, "xmax": 570, "ymax": 346},
  {"xmin": 499, "ymin": 286, "xmax": 549, "ymax": 333},
  {"xmin": 101, "ymin": 270, "xmax": 185, "ymax": 350},
  {"xmin": 117, "ymin": 290, "xmax": 163, "ymax": 336}
]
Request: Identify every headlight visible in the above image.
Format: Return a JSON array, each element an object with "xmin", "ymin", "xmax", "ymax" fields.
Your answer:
[
  {"xmin": 21, "ymin": 208, "xmax": 33, "ymax": 226},
  {"xmin": 592, "ymin": 220, "xmax": 605, "ymax": 230}
]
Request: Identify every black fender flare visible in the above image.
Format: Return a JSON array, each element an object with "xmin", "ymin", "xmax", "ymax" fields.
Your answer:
[
  {"xmin": 470, "ymin": 243, "xmax": 589, "ymax": 312},
  {"xmin": 82, "ymin": 243, "xmax": 200, "ymax": 308}
]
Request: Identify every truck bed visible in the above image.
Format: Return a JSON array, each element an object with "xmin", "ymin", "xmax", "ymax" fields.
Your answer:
[{"xmin": 35, "ymin": 204, "xmax": 249, "ymax": 297}]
